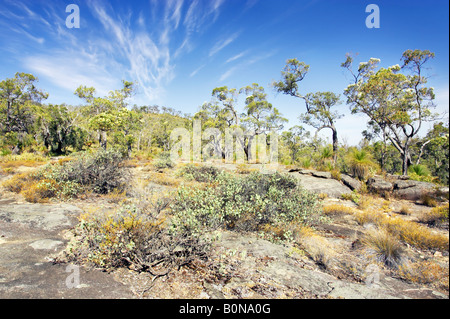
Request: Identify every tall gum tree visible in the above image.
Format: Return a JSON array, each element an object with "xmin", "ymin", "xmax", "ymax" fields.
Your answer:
[
  {"xmin": 342, "ymin": 50, "xmax": 438, "ymax": 175},
  {"xmin": 0, "ymin": 72, "xmax": 48, "ymax": 152},
  {"xmin": 273, "ymin": 58, "xmax": 342, "ymax": 163}
]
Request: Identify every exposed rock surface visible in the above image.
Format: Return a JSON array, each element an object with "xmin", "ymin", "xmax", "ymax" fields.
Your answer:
[
  {"xmin": 202, "ymin": 231, "xmax": 447, "ymax": 299},
  {"xmin": 367, "ymin": 176, "xmax": 394, "ymax": 193},
  {"xmin": 0, "ymin": 199, "xmax": 134, "ymax": 299},
  {"xmin": 393, "ymin": 180, "xmax": 438, "ymax": 201},
  {"xmin": 366, "ymin": 175, "xmax": 447, "ymax": 201},
  {"xmin": 340, "ymin": 174, "xmax": 363, "ymax": 192},
  {"xmin": 288, "ymin": 169, "xmax": 353, "ymax": 198}
]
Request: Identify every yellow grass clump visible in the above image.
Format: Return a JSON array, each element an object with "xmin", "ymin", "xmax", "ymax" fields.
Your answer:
[
  {"xmin": 322, "ymin": 204, "xmax": 357, "ymax": 216},
  {"xmin": 398, "ymin": 260, "xmax": 449, "ymax": 291},
  {"xmin": 355, "ymin": 209, "xmax": 448, "ymax": 251}
]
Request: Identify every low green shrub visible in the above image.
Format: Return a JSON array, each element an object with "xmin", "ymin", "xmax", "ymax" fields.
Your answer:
[
  {"xmin": 153, "ymin": 152, "xmax": 175, "ymax": 170},
  {"xmin": 170, "ymin": 171, "xmax": 322, "ymax": 239},
  {"xmin": 178, "ymin": 164, "xmax": 222, "ymax": 183}
]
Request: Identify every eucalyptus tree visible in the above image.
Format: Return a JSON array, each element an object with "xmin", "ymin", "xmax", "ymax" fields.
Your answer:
[
  {"xmin": 74, "ymin": 80, "xmax": 136, "ymax": 150},
  {"xmin": 0, "ymin": 72, "xmax": 48, "ymax": 152},
  {"xmin": 36, "ymin": 104, "xmax": 86, "ymax": 154},
  {"xmin": 342, "ymin": 50, "xmax": 437, "ymax": 175},
  {"xmin": 240, "ymin": 83, "xmax": 287, "ymax": 134},
  {"xmin": 273, "ymin": 58, "xmax": 343, "ymax": 163},
  {"xmin": 195, "ymin": 84, "xmax": 286, "ymax": 162}
]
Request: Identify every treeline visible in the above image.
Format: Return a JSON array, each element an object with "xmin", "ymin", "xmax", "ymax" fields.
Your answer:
[{"xmin": 0, "ymin": 50, "xmax": 448, "ymax": 184}]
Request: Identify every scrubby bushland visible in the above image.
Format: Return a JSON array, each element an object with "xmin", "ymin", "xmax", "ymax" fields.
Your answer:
[
  {"xmin": 62, "ymin": 202, "xmax": 209, "ymax": 274},
  {"xmin": 1, "ymin": 148, "xmax": 130, "ymax": 202},
  {"xmin": 170, "ymin": 171, "xmax": 322, "ymax": 240}
]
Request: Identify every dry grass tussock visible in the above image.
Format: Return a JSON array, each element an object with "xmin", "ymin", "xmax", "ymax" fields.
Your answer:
[
  {"xmin": 419, "ymin": 204, "xmax": 449, "ymax": 228},
  {"xmin": 322, "ymin": 204, "xmax": 357, "ymax": 216},
  {"xmin": 362, "ymin": 228, "xmax": 404, "ymax": 268},
  {"xmin": 355, "ymin": 209, "xmax": 448, "ymax": 251}
]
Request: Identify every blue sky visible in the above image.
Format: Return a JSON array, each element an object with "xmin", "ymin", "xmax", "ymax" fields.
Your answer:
[{"xmin": 0, "ymin": 0, "xmax": 448, "ymax": 145}]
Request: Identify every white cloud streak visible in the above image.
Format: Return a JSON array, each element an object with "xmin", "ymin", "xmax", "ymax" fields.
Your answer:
[
  {"xmin": 209, "ymin": 32, "xmax": 240, "ymax": 57},
  {"xmin": 219, "ymin": 50, "xmax": 277, "ymax": 82},
  {"xmin": 3, "ymin": 0, "xmax": 228, "ymax": 103},
  {"xmin": 226, "ymin": 50, "xmax": 249, "ymax": 63}
]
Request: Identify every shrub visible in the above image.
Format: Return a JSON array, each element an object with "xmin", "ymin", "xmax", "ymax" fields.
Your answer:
[
  {"xmin": 2, "ymin": 149, "xmax": 129, "ymax": 202},
  {"xmin": 408, "ymin": 164, "xmax": 437, "ymax": 183},
  {"xmin": 408, "ymin": 164, "xmax": 430, "ymax": 177},
  {"xmin": 300, "ymin": 158, "xmax": 312, "ymax": 169},
  {"xmin": 59, "ymin": 149, "xmax": 130, "ymax": 194},
  {"xmin": 346, "ymin": 149, "xmax": 378, "ymax": 181},
  {"xmin": 153, "ymin": 152, "xmax": 175, "ymax": 170},
  {"xmin": 170, "ymin": 171, "xmax": 322, "ymax": 239},
  {"xmin": 63, "ymin": 203, "xmax": 208, "ymax": 273},
  {"xmin": 320, "ymin": 147, "xmax": 333, "ymax": 161},
  {"xmin": 341, "ymin": 191, "xmax": 361, "ymax": 204},
  {"xmin": 179, "ymin": 164, "xmax": 222, "ymax": 183}
]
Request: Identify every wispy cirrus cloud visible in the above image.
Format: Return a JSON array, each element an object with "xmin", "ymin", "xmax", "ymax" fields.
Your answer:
[
  {"xmin": 209, "ymin": 32, "xmax": 241, "ymax": 57},
  {"xmin": 219, "ymin": 50, "xmax": 277, "ymax": 82},
  {"xmin": 219, "ymin": 66, "xmax": 238, "ymax": 82},
  {"xmin": 226, "ymin": 50, "xmax": 249, "ymax": 63},
  {"xmin": 183, "ymin": 0, "xmax": 224, "ymax": 33},
  {"xmin": 23, "ymin": 51, "xmax": 118, "ymax": 97},
  {"xmin": 88, "ymin": 0, "xmax": 175, "ymax": 102},
  {"xmin": 1, "ymin": 0, "xmax": 229, "ymax": 103},
  {"xmin": 189, "ymin": 64, "xmax": 206, "ymax": 78}
]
